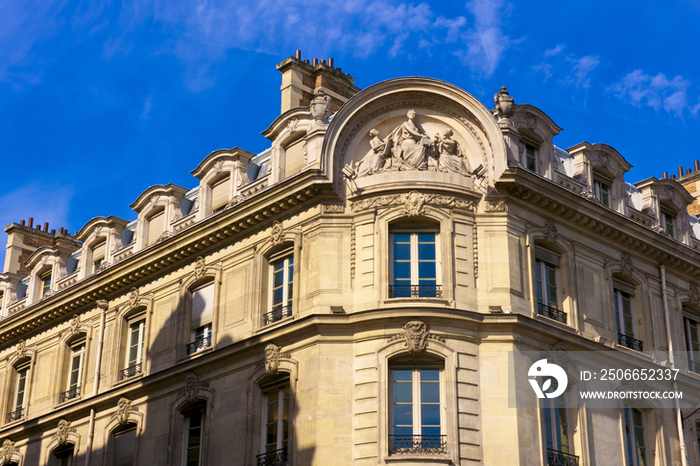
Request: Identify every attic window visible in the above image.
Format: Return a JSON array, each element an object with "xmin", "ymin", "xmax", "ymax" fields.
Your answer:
[
  {"xmin": 210, "ymin": 176, "xmax": 229, "ymax": 214},
  {"xmin": 663, "ymin": 212, "xmax": 675, "ymax": 239},
  {"xmin": 594, "ymin": 178, "xmax": 610, "ymax": 207}
]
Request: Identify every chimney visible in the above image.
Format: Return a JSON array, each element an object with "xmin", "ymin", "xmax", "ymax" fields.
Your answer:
[
  {"xmin": 678, "ymin": 166, "xmax": 684, "ymax": 177},
  {"xmin": 662, "ymin": 172, "xmax": 668, "ymax": 179},
  {"xmin": 2, "ymin": 220, "xmax": 79, "ymax": 276},
  {"xmin": 687, "ymin": 168, "xmax": 692, "ymax": 175},
  {"xmin": 671, "ymin": 174, "xmax": 676, "ymax": 179},
  {"xmin": 276, "ymin": 51, "xmax": 361, "ymax": 113},
  {"xmin": 695, "ymin": 160, "xmax": 700, "ymax": 171}
]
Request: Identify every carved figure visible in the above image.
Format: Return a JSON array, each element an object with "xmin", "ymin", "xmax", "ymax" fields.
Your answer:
[
  {"xmin": 620, "ymin": 252, "xmax": 634, "ymax": 277},
  {"xmin": 193, "ymin": 257, "xmax": 206, "ymax": 279},
  {"xmin": 543, "ymin": 219, "xmax": 558, "ymax": 243},
  {"xmin": 264, "ymin": 344, "xmax": 281, "ymax": 375},
  {"xmin": 69, "ymin": 315, "xmax": 80, "ymax": 335},
  {"xmin": 270, "ymin": 221, "xmax": 283, "ymax": 245},
  {"xmin": 55, "ymin": 419, "xmax": 71, "ymax": 446},
  {"xmin": 115, "ymin": 398, "xmax": 132, "ymax": 425},
  {"xmin": 15, "ymin": 340, "xmax": 26, "ymax": 360},
  {"xmin": 402, "ymin": 320, "xmax": 428, "ymax": 353},
  {"xmin": 389, "ymin": 110, "xmax": 431, "ymax": 170},
  {"xmin": 435, "ymin": 129, "xmax": 470, "ymax": 176},
  {"xmin": 183, "ymin": 372, "xmax": 200, "ymax": 403},
  {"xmin": 128, "ymin": 288, "xmax": 139, "ymax": 308},
  {"xmin": 0, "ymin": 439, "xmax": 14, "ymax": 465},
  {"xmin": 690, "ymin": 283, "xmax": 700, "ymax": 305},
  {"xmin": 355, "ymin": 129, "xmax": 388, "ymax": 177}
]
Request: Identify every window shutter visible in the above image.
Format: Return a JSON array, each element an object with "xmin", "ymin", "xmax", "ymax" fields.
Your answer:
[
  {"xmin": 146, "ymin": 210, "xmax": 165, "ymax": 246},
  {"xmin": 113, "ymin": 426, "xmax": 136, "ymax": 466},
  {"xmin": 613, "ymin": 280, "xmax": 636, "ymax": 296},
  {"xmin": 535, "ymin": 248, "xmax": 560, "ymax": 267},
  {"xmin": 210, "ymin": 177, "xmax": 229, "ymax": 212},
  {"xmin": 192, "ymin": 283, "xmax": 214, "ymax": 328},
  {"xmin": 92, "ymin": 240, "xmax": 106, "ymax": 261}
]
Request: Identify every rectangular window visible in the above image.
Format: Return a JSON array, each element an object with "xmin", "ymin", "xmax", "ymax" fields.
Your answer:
[
  {"xmin": 525, "ymin": 144, "xmax": 537, "ymax": 172},
  {"xmin": 390, "ymin": 368, "xmax": 445, "ymax": 453},
  {"xmin": 663, "ymin": 212, "xmax": 675, "ymax": 239},
  {"xmin": 535, "ymin": 251, "xmax": 567, "ymax": 324},
  {"xmin": 210, "ymin": 177, "xmax": 229, "ymax": 213},
  {"xmin": 624, "ymin": 406, "xmax": 647, "ymax": 466},
  {"xmin": 41, "ymin": 271, "xmax": 52, "ymax": 297},
  {"xmin": 615, "ymin": 285, "xmax": 643, "ymax": 351},
  {"xmin": 51, "ymin": 444, "xmax": 74, "ymax": 466},
  {"xmin": 185, "ymin": 406, "xmax": 205, "ymax": 466},
  {"xmin": 113, "ymin": 426, "xmax": 137, "ymax": 466},
  {"xmin": 390, "ymin": 232, "xmax": 439, "ymax": 298},
  {"xmin": 594, "ymin": 179, "xmax": 610, "ymax": 207},
  {"xmin": 188, "ymin": 283, "xmax": 214, "ymax": 354},
  {"xmin": 62, "ymin": 341, "xmax": 85, "ymax": 401},
  {"xmin": 266, "ymin": 254, "xmax": 293, "ymax": 325},
  {"xmin": 146, "ymin": 210, "xmax": 165, "ymax": 247},
  {"xmin": 122, "ymin": 319, "xmax": 145, "ymax": 379},
  {"xmin": 258, "ymin": 383, "xmax": 289, "ymax": 466},
  {"xmin": 92, "ymin": 240, "xmax": 106, "ymax": 274},
  {"xmin": 542, "ymin": 397, "xmax": 570, "ymax": 459},
  {"xmin": 686, "ymin": 317, "xmax": 700, "ymax": 373},
  {"xmin": 8, "ymin": 364, "xmax": 29, "ymax": 422}
]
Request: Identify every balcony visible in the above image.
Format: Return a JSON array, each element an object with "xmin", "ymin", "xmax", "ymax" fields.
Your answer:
[
  {"xmin": 186, "ymin": 336, "xmax": 211, "ymax": 355},
  {"xmin": 547, "ymin": 448, "xmax": 579, "ymax": 466},
  {"xmin": 617, "ymin": 333, "xmax": 643, "ymax": 351},
  {"xmin": 256, "ymin": 448, "xmax": 287, "ymax": 466},
  {"xmin": 538, "ymin": 303, "xmax": 567, "ymax": 324},
  {"xmin": 7, "ymin": 407, "xmax": 23, "ymax": 423},
  {"xmin": 389, "ymin": 285, "xmax": 442, "ymax": 299},
  {"xmin": 263, "ymin": 306, "xmax": 292, "ymax": 326},
  {"xmin": 389, "ymin": 435, "xmax": 447, "ymax": 454},
  {"xmin": 120, "ymin": 363, "xmax": 142, "ymax": 380},
  {"xmin": 60, "ymin": 386, "xmax": 81, "ymax": 402}
]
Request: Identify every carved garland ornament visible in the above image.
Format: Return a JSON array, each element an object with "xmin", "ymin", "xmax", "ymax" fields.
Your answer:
[
  {"xmin": 351, "ymin": 192, "xmax": 475, "ymax": 213},
  {"xmin": 0, "ymin": 439, "xmax": 14, "ymax": 465},
  {"xmin": 389, "ymin": 320, "xmax": 445, "ymax": 353}
]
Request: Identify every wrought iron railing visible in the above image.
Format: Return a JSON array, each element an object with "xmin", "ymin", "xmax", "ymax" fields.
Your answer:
[
  {"xmin": 7, "ymin": 407, "xmax": 23, "ymax": 422},
  {"xmin": 263, "ymin": 306, "xmax": 292, "ymax": 325},
  {"xmin": 120, "ymin": 363, "xmax": 142, "ymax": 380},
  {"xmin": 389, "ymin": 285, "xmax": 442, "ymax": 298},
  {"xmin": 186, "ymin": 336, "xmax": 211, "ymax": 355},
  {"xmin": 690, "ymin": 360, "xmax": 699, "ymax": 373},
  {"xmin": 256, "ymin": 448, "xmax": 287, "ymax": 466},
  {"xmin": 389, "ymin": 435, "xmax": 447, "ymax": 454},
  {"xmin": 538, "ymin": 303, "xmax": 567, "ymax": 324},
  {"xmin": 60, "ymin": 386, "xmax": 81, "ymax": 402},
  {"xmin": 547, "ymin": 448, "xmax": 579, "ymax": 466},
  {"xmin": 617, "ymin": 332, "xmax": 644, "ymax": 351}
]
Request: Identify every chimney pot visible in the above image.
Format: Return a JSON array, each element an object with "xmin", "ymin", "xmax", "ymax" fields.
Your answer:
[
  {"xmin": 20, "ymin": 220, "xmax": 25, "ymax": 226},
  {"xmin": 295, "ymin": 50, "xmax": 301, "ymax": 60},
  {"xmin": 662, "ymin": 172, "xmax": 668, "ymax": 178},
  {"xmin": 51, "ymin": 229, "xmax": 56, "ymax": 234},
  {"xmin": 312, "ymin": 58, "xmax": 318, "ymax": 66},
  {"xmin": 687, "ymin": 168, "xmax": 692, "ymax": 175},
  {"xmin": 28, "ymin": 217, "xmax": 34, "ymax": 228},
  {"xmin": 671, "ymin": 174, "xmax": 676, "ymax": 179},
  {"xmin": 37, "ymin": 224, "xmax": 41, "ymax": 231},
  {"xmin": 321, "ymin": 59, "xmax": 326, "ymax": 65},
  {"xmin": 328, "ymin": 58, "xmax": 334, "ymax": 67},
  {"xmin": 695, "ymin": 160, "xmax": 700, "ymax": 171},
  {"xmin": 679, "ymin": 166, "xmax": 684, "ymax": 177},
  {"xmin": 44, "ymin": 222, "xmax": 49, "ymax": 232},
  {"xmin": 304, "ymin": 59, "xmax": 309, "ymax": 64}
]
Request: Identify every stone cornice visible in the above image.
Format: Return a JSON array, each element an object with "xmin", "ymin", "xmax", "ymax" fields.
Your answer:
[
  {"xmin": 499, "ymin": 168, "xmax": 700, "ymax": 277},
  {"xmin": 0, "ymin": 171, "xmax": 332, "ymax": 346}
]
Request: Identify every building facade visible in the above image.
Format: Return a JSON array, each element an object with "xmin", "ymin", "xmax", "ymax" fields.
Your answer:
[{"xmin": 0, "ymin": 52, "xmax": 699, "ymax": 466}]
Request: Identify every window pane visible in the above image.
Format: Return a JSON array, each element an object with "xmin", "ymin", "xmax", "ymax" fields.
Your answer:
[
  {"xmin": 421, "ymin": 382, "xmax": 439, "ymax": 403},
  {"xmin": 393, "ymin": 262, "xmax": 411, "ymax": 280},
  {"xmin": 393, "ymin": 381, "xmax": 412, "ymax": 403},
  {"xmin": 418, "ymin": 261, "xmax": 436, "ymax": 280},
  {"xmin": 393, "ymin": 404, "xmax": 413, "ymax": 426},
  {"xmin": 393, "ymin": 242, "xmax": 410, "ymax": 261},
  {"xmin": 418, "ymin": 242, "xmax": 435, "ymax": 261},
  {"xmin": 393, "ymin": 370, "xmax": 412, "ymax": 381},
  {"xmin": 421, "ymin": 370, "xmax": 439, "ymax": 382},
  {"xmin": 421, "ymin": 404, "xmax": 440, "ymax": 426}
]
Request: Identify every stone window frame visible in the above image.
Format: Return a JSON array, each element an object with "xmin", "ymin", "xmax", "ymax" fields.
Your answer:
[
  {"xmin": 165, "ymin": 374, "xmax": 214, "ymax": 466},
  {"xmin": 4, "ymin": 346, "xmax": 35, "ymax": 426},
  {"xmin": 55, "ymin": 325, "xmax": 91, "ymax": 407},
  {"xmin": 609, "ymin": 273, "xmax": 647, "ymax": 353},
  {"xmin": 178, "ymin": 265, "xmax": 221, "ymax": 361},
  {"xmin": 388, "ymin": 222, "xmax": 441, "ymax": 299},
  {"xmin": 112, "ymin": 301, "xmax": 152, "ymax": 387},
  {"xmin": 259, "ymin": 378, "xmax": 291, "ymax": 461},
  {"xmin": 620, "ymin": 404, "xmax": 656, "ymax": 466}
]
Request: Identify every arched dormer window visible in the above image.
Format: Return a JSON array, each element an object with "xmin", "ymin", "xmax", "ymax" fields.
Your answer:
[
  {"xmin": 89, "ymin": 238, "xmax": 107, "ymax": 274},
  {"xmin": 389, "ymin": 219, "xmax": 441, "ymax": 299},
  {"xmin": 208, "ymin": 173, "xmax": 230, "ymax": 214},
  {"xmin": 145, "ymin": 208, "xmax": 165, "ymax": 247}
]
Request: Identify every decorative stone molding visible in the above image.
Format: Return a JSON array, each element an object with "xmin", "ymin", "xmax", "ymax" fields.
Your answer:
[
  {"xmin": 54, "ymin": 419, "xmax": 74, "ymax": 446},
  {"xmin": 42, "ymin": 289, "xmax": 55, "ymax": 300},
  {"xmin": 580, "ymin": 190, "xmax": 601, "ymax": 204},
  {"xmin": 179, "ymin": 372, "xmax": 210, "ymax": 404},
  {"xmin": 351, "ymin": 192, "xmax": 475, "ymax": 213},
  {"xmin": 484, "ymin": 200, "xmax": 506, "ymax": 212},
  {"xmin": 322, "ymin": 204, "xmax": 345, "ymax": 214},
  {"xmin": 350, "ymin": 226, "xmax": 356, "ymax": 281},
  {"xmin": 270, "ymin": 221, "xmax": 284, "ymax": 245},
  {"xmin": 213, "ymin": 159, "xmax": 224, "ymax": 174},
  {"xmin": 127, "ymin": 287, "xmax": 140, "ymax": 309},
  {"xmin": 652, "ymin": 225, "xmax": 669, "ymax": 237},
  {"xmin": 524, "ymin": 113, "xmax": 537, "ymax": 130},
  {"xmin": 15, "ymin": 340, "xmax": 26, "ymax": 360},
  {"xmin": 620, "ymin": 252, "xmax": 634, "ymax": 277},
  {"xmin": 193, "ymin": 257, "xmax": 206, "ymax": 280},
  {"xmin": 69, "ymin": 315, "xmax": 80, "ymax": 336},
  {"xmin": 543, "ymin": 219, "xmax": 558, "ymax": 243},
  {"xmin": 390, "ymin": 320, "xmax": 445, "ymax": 353},
  {"xmin": 493, "ymin": 86, "xmax": 514, "ymax": 121},
  {"xmin": 287, "ymin": 118, "xmax": 299, "ymax": 133},
  {"xmin": 402, "ymin": 191, "xmax": 426, "ymax": 216},
  {"xmin": 155, "ymin": 231, "xmax": 173, "ymax": 244},
  {"xmin": 95, "ymin": 261, "xmax": 112, "ymax": 273},
  {"xmin": 113, "ymin": 398, "xmax": 135, "ymax": 426},
  {"xmin": 225, "ymin": 195, "xmax": 245, "ymax": 210},
  {"xmin": 0, "ymin": 439, "xmax": 15, "ymax": 465},
  {"xmin": 472, "ymin": 224, "xmax": 478, "ymax": 279},
  {"xmin": 309, "ymin": 91, "xmax": 331, "ymax": 129},
  {"xmin": 690, "ymin": 283, "xmax": 700, "ymax": 305},
  {"xmin": 264, "ymin": 344, "xmax": 281, "ymax": 375}
]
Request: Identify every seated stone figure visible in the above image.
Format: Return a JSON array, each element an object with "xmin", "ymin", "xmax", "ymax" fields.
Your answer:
[
  {"xmin": 388, "ymin": 109, "xmax": 431, "ymax": 171},
  {"xmin": 435, "ymin": 128, "xmax": 470, "ymax": 176},
  {"xmin": 355, "ymin": 129, "xmax": 388, "ymax": 178}
]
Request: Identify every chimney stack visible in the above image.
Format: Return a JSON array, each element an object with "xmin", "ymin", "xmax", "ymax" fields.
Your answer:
[
  {"xmin": 679, "ymin": 166, "xmax": 684, "ymax": 177},
  {"xmin": 662, "ymin": 172, "xmax": 668, "ymax": 179}
]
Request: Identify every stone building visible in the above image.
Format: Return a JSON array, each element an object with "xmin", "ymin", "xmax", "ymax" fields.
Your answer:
[{"xmin": 0, "ymin": 51, "xmax": 698, "ymax": 466}]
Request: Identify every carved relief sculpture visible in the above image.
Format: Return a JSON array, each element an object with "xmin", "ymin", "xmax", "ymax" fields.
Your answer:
[
  {"xmin": 0, "ymin": 440, "xmax": 14, "ymax": 465},
  {"xmin": 355, "ymin": 129, "xmax": 388, "ymax": 178},
  {"xmin": 15, "ymin": 340, "xmax": 26, "ymax": 360},
  {"xmin": 264, "ymin": 344, "xmax": 281, "ymax": 375},
  {"xmin": 435, "ymin": 128, "xmax": 471, "ymax": 176},
  {"xmin": 181, "ymin": 372, "xmax": 203, "ymax": 404},
  {"xmin": 402, "ymin": 191, "xmax": 426, "ymax": 217},
  {"xmin": 543, "ymin": 219, "xmax": 558, "ymax": 243},
  {"xmin": 114, "ymin": 397, "xmax": 133, "ymax": 425},
  {"xmin": 390, "ymin": 109, "xmax": 431, "ymax": 171},
  {"xmin": 620, "ymin": 252, "xmax": 634, "ymax": 277},
  {"xmin": 690, "ymin": 283, "xmax": 700, "ymax": 305},
  {"xmin": 69, "ymin": 315, "xmax": 80, "ymax": 336},
  {"xmin": 128, "ymin": 287, "xmax": 139, "ymax": 308},
  {"xmin": 193, "ymin": 256, "xmax": 206, "ymax": 279},
  {"xmin": 270, "ymin": 221, "xmax": 283, "ymax": 245},
  {"xmin": 54, "ymin": 419, "xmax": 72, "ymax": 446}
]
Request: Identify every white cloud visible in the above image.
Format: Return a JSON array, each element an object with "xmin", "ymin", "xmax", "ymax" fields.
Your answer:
[
  {"xmin": 533, "ymin": 47, "xmax": 599, "ymax": 89},
  {"xmin": 570, "ymin": 55, "xmax": 599, "ymax": 89},
  {"xmin": 544, "ymin": 44, "xmax": 565, "ymax": 57},
  {"xmin": 609, "ymin": 69, "xmax": 700, "ymax": 118}
]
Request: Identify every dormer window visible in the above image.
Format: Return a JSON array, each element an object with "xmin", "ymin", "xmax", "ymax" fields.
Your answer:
[
  {"xmin": 92, "ymin": 239, "xmax": 106, "ymax": 273},
  {"xmin": 663, "ymin": 212, "xmax": 675, "ymax": 239},
  {"xmin": 145, "ymin": 209, "xmax": 165, "ymax": 247},
  {"xmin": 210, "ymin": 176, "xmax": 229, "ymax": 214},
  {"xmin": 525, "ymin": 144, "xmax": 537, "ymax": 172},
  {"xmin": 594, "ymin": 179, "xmax": 610, "ymax": 207},
  {"xmin": 41, "ymin": 271, "xmax": 52, "ymax": 297}
]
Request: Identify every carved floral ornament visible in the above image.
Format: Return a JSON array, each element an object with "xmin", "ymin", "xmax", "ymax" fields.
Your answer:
[
  {"xmin": 543, "ymin": 219, "xmax": 558, "ymax": 243},
  {"xmin": 351, "ymin": 192, "xmax": 475, "ymax": 213},
  {"xmin": 0, "ymin": 439, "xmax": 14, "ymax": 465},
  {"xmin": 15, "ymin": 340, "xmax": 26, "ymax": 360},
  {"xmin": 113, "ymin": 397, "xmax": 136, "ymax": 426},
  {"xmin": 264, "ymin": 344, "xmax": 280, "ymax": 375},
  {"xmin": 389, "ymin": 320, "xmax": 445, "ymax": 353}
]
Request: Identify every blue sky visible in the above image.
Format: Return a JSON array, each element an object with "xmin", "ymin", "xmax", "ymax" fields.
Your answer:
[{"xmin": 2, "ymin": 0, "xmax": 700, "ymax": 268}]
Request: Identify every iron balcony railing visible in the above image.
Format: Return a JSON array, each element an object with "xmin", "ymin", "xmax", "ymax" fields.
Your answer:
[
  {"xmin": 389, "ymin": 284, "xmax": 442, "ymax": 298},
  {"xmin": 538, "ymin": 303, "xmax": 567, "ymax": 324},
  {"xmin": 60, "ymin": 386, "xmax": 80, "ymax": 402},
  {"xmin": 617, "ymin": 332, "xmax": 644, "ymax": 351},
  {"xmin": 256, "ymin": 448, "xmax": 287, "ymax": 466},
  {"xmin": 7, "ymin": 407, "xmax": 23, "ymax": 423},
  {"xmin": 120, "ymin": 363, "xmax": 142, "ymax": 380},
  {"xmin": 389, "ymin": 435, "xmax": 447, "ymax": 454},
  {"xmin": 263, "ymin": 306, "xmax": 292, "ymax": 325},
  {"xmin": 186, "ymin": 336, "xmax": 211, "ymax": 355},
  {"xmin": 690, "ymin": 360, "xmax": 699, "ymax": 374},
  {"xmin": 547, "ymin": 448, "xmax": 579, "ymax": 466}
]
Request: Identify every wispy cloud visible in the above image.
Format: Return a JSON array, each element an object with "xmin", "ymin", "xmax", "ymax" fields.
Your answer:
[
  {"xmin": 533, "ymin": 47, "xmax": 600, "ymax": 89},
  {"xmin": 141, "ymin": 94, "xmax": 153, "ymax": 120},
  {"xmin": 609, "ymin": 70, "xmax": 700, "ymax": 118}
]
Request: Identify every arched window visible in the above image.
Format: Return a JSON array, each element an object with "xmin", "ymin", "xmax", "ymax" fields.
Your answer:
[
  {"xmin": 389, "ymin": 219, "xmax": 441, "ymax": 298},
  {"xmin": 388, "ymin": 354, "xmax": 445, "ymax": 454},
  {"xmin": 182, "ymin": 401, "xmax": 206, "ymax": 466},
  {"xmin": 8, "ymin": 360, "xmax": 30, "ymax": 423},
  {"xmin": 40, "ymin": 269, "xmax": 52, "ymax": 298},
  {"xmin": 49, "ymin": 443, "xmax": 75, "ymax": 466},
  {"xmin": 90, "ymin": 238, "xmax": 106, "ymax": 274}
]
